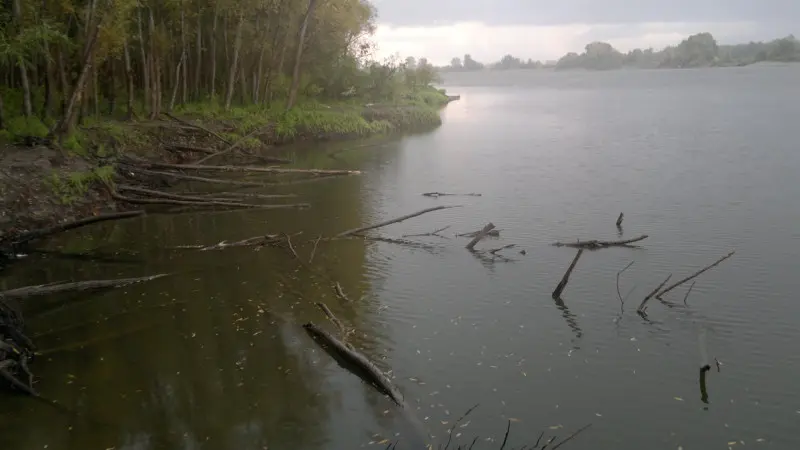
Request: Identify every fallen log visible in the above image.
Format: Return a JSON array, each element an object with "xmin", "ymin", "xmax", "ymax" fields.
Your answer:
[
  {"xmin": 111, "ymin": 190, "xmax": 308, "ymax": 209},
  {"xmin": 552, "ymin": 249, "xmax": 583, "ymax": 299},
  {"xmin": 303, "ymin": 322, "xmax": 403, "ymax": 405},
  {"xmin": 552, "ymin": 234, "xmax": 648, "ymax": 249},
  {"xmin": 336, "ymin": 205, "xmax": 459, "ymax": 238},
  {"xmin": 657, "ymin": 251, "xmax": 736, "ymax": 299},
  {"xmin": 2, "ymin": 210, "xmax": 145, "ymax": 249},
  {"xmin": 195, "ymin": 124, "xmax": 269, "ymax": 164},
  {"xmin": 0, "ymin": 274, "xmax": 168, "ymax": 300},
  {"xmin": 123, "ymin": 167, "xmax": 272, "ymax": 187},
  {"xmin": 166, "ymin": 144, "xmax": 217, "ymax": 154},
  {"xmin": 118, "ymin": 185, "xmax": 300, "ymax": 207},
  {"xmin": 422, "ymin": 192, "xmax": 482, "ymax": 198},
  {"xmin": 466, "ymin": 223, "xmax": 495, "ymax": 251},
  {"xmin": 637, "ymin": 273, "xmax": 672, "ymax": 315},
  {"xmin": 130, "ymin": 160, "xmax": 361, "ymax": 176},
  {"xmin": 456, "ymin": 229, "xmax": 501, "ymax": 238},
  {"xmin": 194, "ymin": 191, "xmax": 296, "ymax": 200}
]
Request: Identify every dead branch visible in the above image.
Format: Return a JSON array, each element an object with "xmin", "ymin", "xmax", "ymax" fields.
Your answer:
[
  {"xmin": 130, "ymin": 159, "xmax": 361, "ymax": 176},
  {"xmin": 166, "ymin": 144, "xmax": 217, "ymax": 154},
  {"xmin": 316, "ymin": 302, "xmax": 346, "ymax": 334},
  {"xmin": 360, "ymin": 235, "xmax": 440, "ymax": 251},
  {"xmin": 303, "ymin": 322, "xmax": 404, "ymax": 405},
  {"xmin": 616, "ymin": 212, "xmax": 624, "ymax": 228},
  {"xmin": 336, "ymin": 206, "xmax": 460, "ymax": 238},
  {"xmin": 194, "ymin": 191, "xmax": 296, "ymax": 200},
  {"xmin": 499, "ymin": 420, "xmax": 511, "ymax": 450},
  {"xmin": 3, "ymin": 210, "xmax": 145, "ymax": 249},
  {"xmin": 657, "ymin": 251, "xmax": 736, "ymax": 299},
  {"xmin": 123, "ymin": 166, "xmax": 271, "ymax": 187},
  {"xmin": 552, "ymin": 234, "xmax": 648, "ymax": 249},
  {"xmin": 195, "ymin": 124, "xmax": 269, "ymax": 164},
  {"xmin": 466, "ymin": 223, "xmax": 496, "ymax": 251},
  {"xmin": 616, "ymin": 261, "xmax": 635, "ymax": 308},
  {"xmin": 456, "ymin": 229, "xmax": 500, "ymax": 238},
  {"xmin": 637, "ymin": 273, "xmax": 673, "ymax": 315},
  {"xmin": 443, "ymin": 404, "xmax": 479, "ymax": 450},
  {"xmin": 308, "ymin": 236, "xmax": 322, "ymax": 263},
  {"xmin": 284, "ymin": 234, "xmax": 301, "ymax": 261},
  {"xmin": 551, "ymin": 424, "xmax": 592, "ymax": 449},
  {"xmin": 401, "ymin": 225, "xmax": 451, "ymax": 238},
  {"xmin": 111, "ymin": 190, "xmax": 308, "ymax": 209},
  {"xmin": 163, "ymin": 112, "xmax": 232, "ymax": 144},
  {"xmin": 683, "ymin": 281, "xmax": 696, "ymax": 305},
  {"xmin": 0, "ymin": 274, "xmax": 168, "ymax": 300},
  {"xmin": 172, "ymin": 234, "xmax": 286, "ymax": 251},
  {"xmin": 334, "ymin": 282, "xmax": 351, "ymax": 302},
  {"xmin": 488, "ymin": 244, "xmax": 516, "ymax": 255},
  {"xmin": 552, "ymin": 249, "xmax": 583, "ymax": 299},
  {"xmin": 422, "ymin": 192, "xmax": 482, "ymax": 198}
]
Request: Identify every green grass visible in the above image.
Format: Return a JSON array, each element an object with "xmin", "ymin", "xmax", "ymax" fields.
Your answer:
[{"xmin": 46, "ymin": 165, "xmax": 114, "ymax": 205}]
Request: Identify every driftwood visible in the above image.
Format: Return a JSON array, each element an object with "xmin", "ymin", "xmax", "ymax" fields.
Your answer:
[
  {"xmin": 456, "ymin": 229, "xmax": 500, "ymax": 238},
  {"xmin": 194, "ymin": 191, "xmax": 296, "ymax": 200},
  {"xmin": 316, "ymin": 302, "xmax": 346, "ymax": 334},
  {"xmin": 616, "ymin": 212, "xmax": 624, "ymax": 228},
  {"xmin": 401, "ymin": 225, "xmax": 451, "ymax": 238},
  {"xmin": 552, "ymin": 234, "xmax": 648, "ymax": 249},
  {"xmin": 334, "ymin": 282, "xmax": 351, "ymax": 302},
  {"xmin": 637, "ymin": 274, "xmax": 673, "ymax": 315},
  {"xmin": 303, "ymin": 322, "xmax": 403, "ymax": 405},
  {"xmin": 552, "ymin": 249, "xmax": 583, "ymax": 299},
  {"xmin": 131, "ymin": 160, "xmax": 361, "ymax": 176},
  {"xmin": 2, "ymin": 210, "xmax": 145, "ymax": 249},
  {"xmin": 422, "ymin": 192, "xmax": 482, "ymax": 198},
  {"xmin": 336, "ymin": 205, "xmax": 459, "ymax": 238},
  {"xmin": 0, "ymin": 274, "xmax": 168, "ymax": 300},
  {"xmin": 466, "ymin": 223, "xmax": 495, "ymax": 251},
  {"xmin": 657, "ymin": 251, "xmax": 736, "ymax": 299},
  {"xmin": 124, "ymin": 167, "xmax": 272, "ymax": 187}
]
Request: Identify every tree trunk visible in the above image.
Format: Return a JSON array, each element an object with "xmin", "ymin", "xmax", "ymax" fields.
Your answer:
[
  {"xmin": 57, "ymin": 48, "xmax": 69, "ymax": 115},
  {"xmin": 287, "ymin": 0, "xmax": 319, "ymax": 110},
  {"xmin": 239, "ymin": 61, "xmax": 248, "ymax": 104},
  {"xmin": 148, "ymin": 8, "xmax": 159, "ymax": 119},
  {"xmin": 210, "ymin": 7, "xmax": 218, "ymax": 98},
  {"xmin": 180, "ymin": 7, "xmax": 188, "ymax": 105},
  {"xmin": 122, "ymin": 39, "xmax": 135, "ymax": 119},
  {"xmin": 92, "ymin": 65, "xmax": 100, "ymax": 116},
  {"xmin": 43, "ymin": 40, "xmax": 55, "ymax": 118},
  {"xmin": 50, "ymin": 23, "xmax": 102, "ymax": 139},
  {"xmin": 193, "ymin": 9, "xmax": 202, "ymax": 100},
  {"xmin": 107, "ymin": 60, "xmax": 116, "ymax": 114},
  {"xmin": 224, "ymin": 14, "xmax": 244, "ymax": 111},
  {"xmin": 169, "ymin": 53, "xmax": 185, "ymax": 111},
  {"xmin": 137, "ymin": 7, "xmax": 150, "ymax": 114},
  {"xmin": 11, "ymin": 0, "xmax": 33, "ymax": 117},
  {"xmin": 0, "ymin": 90, "xmax": 6, "ymax": 130}
]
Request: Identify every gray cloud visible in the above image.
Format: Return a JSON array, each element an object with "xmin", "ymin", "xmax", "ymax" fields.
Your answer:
[{"xmin": 371, "ymin": 0, "xmax": 800, "ymax": 27}]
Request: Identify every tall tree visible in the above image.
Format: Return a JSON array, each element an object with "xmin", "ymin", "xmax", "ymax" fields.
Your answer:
[{"xmin": 286, "ymin": 0, "xmax": 319, "ymax": 110}]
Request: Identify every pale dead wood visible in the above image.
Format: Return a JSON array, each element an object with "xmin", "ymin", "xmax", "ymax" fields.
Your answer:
[
  {"xmin": 194, "ymin": 191, "xmax": 296, "ymax": 200},
  {"xmin": 401, "ymin": 225, "xmax": 451, "ymax": 238},
  {"xmin": 131, "ymin": 159, "xmax": 361, "ymax": 176},
  {"xmin": 122, "ymin": 166, "xmax": 271, "ymax": 187},
  {"xmin": 308, "ymin": 235, "xmax": 322, "ymax": 263},
  {"xmin": 284, "ymin": 233, "xmax": 301, "ymax": 261},
  {"xmin": 657, "ymin": 251, "xmax": 736, "ymax": 299},
  {"xmin": 465, "ymin": 223, "xmax": 495, "ymax": 251},
  {"xmin": 336, "ymin": 206, "xmax": 459, "ymax": 238},
  {"xmin": 552, "ymin": 234, "xmax": 648, "ymax": 249},
  {"xmin": 683, "ymin": 281, "xmax": 696, "ymax": 305},
  {"xmin": 616, "ymin": 212, "xmax": 624, "ymax": 227},
  {"xmin": 0, "ymin": 274, "xmax": 168, "ymax": 300},
  {"xmin": 3, "ymin": 210, "xmax": 145, "ymax": 248},
  {"xmin": 552, "ymin": 249, "xmax": 584, "ymax": 299},
  {"xmin": 334, "ymin": 282, "xmax": 351, "ymax": 302},
  {"xmin": 637, "ymin": 273, "xmax": 673, "ymax": 315},
  {"xmin": 316, "ymin": 302, "xmax": 346, "ymax": 334}
]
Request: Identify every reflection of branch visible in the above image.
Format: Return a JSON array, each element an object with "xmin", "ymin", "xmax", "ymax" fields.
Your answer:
[
  {"xmin": 552, "ymin": 235, "xmax": 648, "ymax": 249},
  {"xmin": 683, "ymin": 281, "xmax": 696, "ymax": 305},
  {"xmin": 551, "ymin": 423, "xmax": 592, "ymax": 449},
  {"xmin": 499, "ymin": 420, "xmax": 511, "ymax": 450}
]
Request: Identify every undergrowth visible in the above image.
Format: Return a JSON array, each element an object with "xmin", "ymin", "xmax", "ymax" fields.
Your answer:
[{"xmin": 46, "ymin": 165, "xmax": 114, "ymax": 205}]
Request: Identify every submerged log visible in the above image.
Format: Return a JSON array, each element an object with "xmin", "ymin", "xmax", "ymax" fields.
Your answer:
[
  {"xmin": 552, "ymin": 234, "xmax": 648, "ymax": 249},
  {"xmin": 656, "ymin": 251, "xmax": 736, "ymax": 299},
  {"xmin": 552, "ymin": 249, "xmax": 583, "ymax": 299},
  {"xmin": 2, "ymin": 210, "xmax": 145, "ymax": 249},
  {"xmin": 336, "ymin": 205, "xmax": 460, "ymax": 238},
  {"xmin": 334, "ymin": 282, "xmax": 351, "ymax": 302},
  {"xmin": 303, "ymin": 322, "xmax": 403, "ymax": 405},
  {"xmin": 466, "ymin": 223, "xmax": 496, "ymax": 251},
  {"xmin": 0, "ymin": 274, "xmax": 168, "ymax": 300}
]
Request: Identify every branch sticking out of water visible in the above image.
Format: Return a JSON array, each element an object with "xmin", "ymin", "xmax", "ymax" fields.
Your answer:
[
  {"xmin": 401, "ymin": 225, "xmax": 451, "ymax": 238},
  {"xmin": 465, "ymin": 223, "xmax": 496, "ymax": 251},
  {"xmin": 552, "ymin": 249, "xmax": 583, "ymax": 299},
  {"xmin": 457, "ymin": 229, "xmax": 501, "ymax": 238},
  {"xmin": 552, "ymin": 234, "xmax": 648, "ymax": 249},
  {"xmin": 616, "ymin": 212, "xmax": 624, "ymax": 228},
  {"xmin": 336, "ymin": 206, "xmax": 460, "ymax": 238},
  {"xmin": 656, "ymin": 251, "xmax": 736, "ymax": 299},
  {"xmin": 315, "ymin": 302, "xmax": 346, "ymax": 334},
  {"xmin": 637, "ymin": 273, "xmax": 672, "ymax": 316},
  {"xmin": 334, "ymin": 282, "xmax": 351, "ymax": 302},
  {"xmin": 683, "ymin": 281, "xmax": 697, "ymax": 305},
  {"xmin": 616, "ymin": 261, "xmax": 635, "ymax": 312}
]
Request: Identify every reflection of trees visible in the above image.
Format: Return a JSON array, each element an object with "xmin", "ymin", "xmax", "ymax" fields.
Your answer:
[{"xmin": 0, "ymin": 143, "xmax": 410, "ymax": 449}]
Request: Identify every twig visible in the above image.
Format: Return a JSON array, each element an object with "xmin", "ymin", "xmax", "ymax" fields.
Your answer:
[
  {"xmin": 616, "ymin": 212, "xmax": 624, "ymax": 228},
  {"xmin": 552, "ymin": 249, "xmax": 583, "ymax": 299},
  {"xmin": 616, "ymin": 261, "xmax": 635, "ymax": 310},
  {"xmin": 683, "ymin": 281, "xmax": 696, "ymax": 305},
  {"xmin": 3, "ymin": 210, "xmax": 145, "ymax": 249},
  {"xmin": 315, "ymin": 302, "xmax": 345, "ymax": 334},
  {"xmin": 308, "ymin": 235, "xmax": 322, "ymax": 263},
  {"xmin": 334, "ymin": 282, "xmax": 351, "ymax": 302},
  {"xmin": 401, "ymin": 225, "xmax": 451, "ymax": 238},
  {"xmin": 637, "ymin": 273, "xmax": 672, "ymax": 315},
  {"xmin": 336, "ymin": 206, "xmax": 460, "ymax": 238},
  {"xmin": 534, "ymin": 431, "xmax": 545, "ymax": 448},
  {"xmin": 443, "ymin": 404, "xmax": 479, "ymax": 450},
  {"xmin": 0, "ymin": 274, "xmax": 168, "ymax": 300},
  {"xmin": 551, "ymin": 424, "xmax": 592, "ymax": 449},
  {"xmin": 465, "ymin": 223, "xmax": 495, "ymax": 251},
  {"xmin": 499, "ymin": 420, "xmax": 511, "ymax": 450},
  {"xmin": 657, "ymin": 251, "xmax": 736, "ymax": 299},
  {"xmin": 488, "ymin": 244, "xmax": 516, "ymax": 255},
  {"xmin": 284, "ymin": 234, "xmax": 301, "ymax": 261},
  {"xmin": 552, "ymin": 234, "xmax": 648, "ymax": 249}
]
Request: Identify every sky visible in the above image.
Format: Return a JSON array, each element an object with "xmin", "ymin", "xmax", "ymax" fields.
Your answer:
[{"xmin": 369, "ymin": 0, "xmax": 800, "ymax": 65}]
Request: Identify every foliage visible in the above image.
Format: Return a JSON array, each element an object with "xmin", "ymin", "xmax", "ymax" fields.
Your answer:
[{"xmin": 46, "ymin": 165, "xmax": 114, "ymax": 205}]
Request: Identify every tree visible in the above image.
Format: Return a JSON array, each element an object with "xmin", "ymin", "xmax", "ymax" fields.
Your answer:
[
  {"xmin": 287, "ymin": 0, "xmax": 320, "ymax": 110},
  {"xmin": 449, "ymin": 57, "xmax": 461, "ymax": 70}
]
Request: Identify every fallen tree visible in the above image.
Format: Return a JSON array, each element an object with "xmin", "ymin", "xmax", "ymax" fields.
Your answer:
[
  {"xmin": 0, "ymin": 274, "xmax": 168, "ymax": 301},
  {"xmin": 1, "ymin": 211, "xmax": 145, "ymax": 251}
]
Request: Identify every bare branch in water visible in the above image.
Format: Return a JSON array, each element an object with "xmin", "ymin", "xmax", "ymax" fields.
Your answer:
[
  {"xmin": 334, "ymin": 282, "xmax": 351, "ymax": 302},
  {"xmin": 683, "ymin": 281, "xmax": 696, "ymax": 305},
  {"xmin": 657, "ymin": 251, "xmax": 735, "ymax": 299},
  {"xmin": 336, "ymin": 206, "xmax": 460, "ymax": 238},
  {"xmin": 552, "ymin": 234, "xmax": 648, "ymax": 249},
  {"xmin": 466, "ymin": 223, "xmax": 496, "ymax": 251},
  {"xmin": 616, "ymin": 212, "xmax": 624, "ymax": 228},
  {"xmin": 637, "ymin": 273, "xmax": 673, "ymax": 316},
  {"xmin": 444, "ymin": 404, "xmax": 480, "ymax": 450},
  {"xmin": 402, "ymin": 225, "xmax": 451, "ymax": 238},
  {"xmin": 552, "ymin": 250, "xmax": 583, "ymax": 299},
  {"xmin": 499, "ymin": 420, "xmax": 512, "ymax": 450},
  {"xmin": 616, "ymin": 261, "xmax": 635, "ymax": 311},
  {"xmin": 551, "ymin": 424, "xmax": 592, "ymax": 449},
  {"xmin": 308, "ymin": 236, "xmax": 322, "ymax": 264}
]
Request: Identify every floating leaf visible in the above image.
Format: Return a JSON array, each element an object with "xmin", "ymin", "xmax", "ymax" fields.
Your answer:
[{"xmin": 674, "ymin": 397, "xmax": 684, "ymax": 401}]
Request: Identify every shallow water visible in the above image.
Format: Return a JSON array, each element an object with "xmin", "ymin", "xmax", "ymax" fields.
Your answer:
[{"xmin": 2, "ymin": 65, "xmax": 800, "ymax": 450}]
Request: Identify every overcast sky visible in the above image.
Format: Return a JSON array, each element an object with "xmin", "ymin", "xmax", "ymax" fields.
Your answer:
[{"xmin": 370, "ymin": 0, "xmax": 800, "ymax": 65}]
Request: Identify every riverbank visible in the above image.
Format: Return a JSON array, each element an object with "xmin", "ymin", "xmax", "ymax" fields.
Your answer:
[{"xmin": 0, "ymin": 88, "xmax": 454, "ymax": 257}]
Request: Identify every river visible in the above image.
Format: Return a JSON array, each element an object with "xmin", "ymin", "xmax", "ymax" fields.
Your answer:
[{"xmin": 2, "ymin": 65, "xmax": 800, "ymax": 450}]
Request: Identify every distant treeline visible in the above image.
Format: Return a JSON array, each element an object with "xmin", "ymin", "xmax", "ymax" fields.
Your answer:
[{"xmin": 438, "ymin": 32, "xmax": 800, "ymax": 72}]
